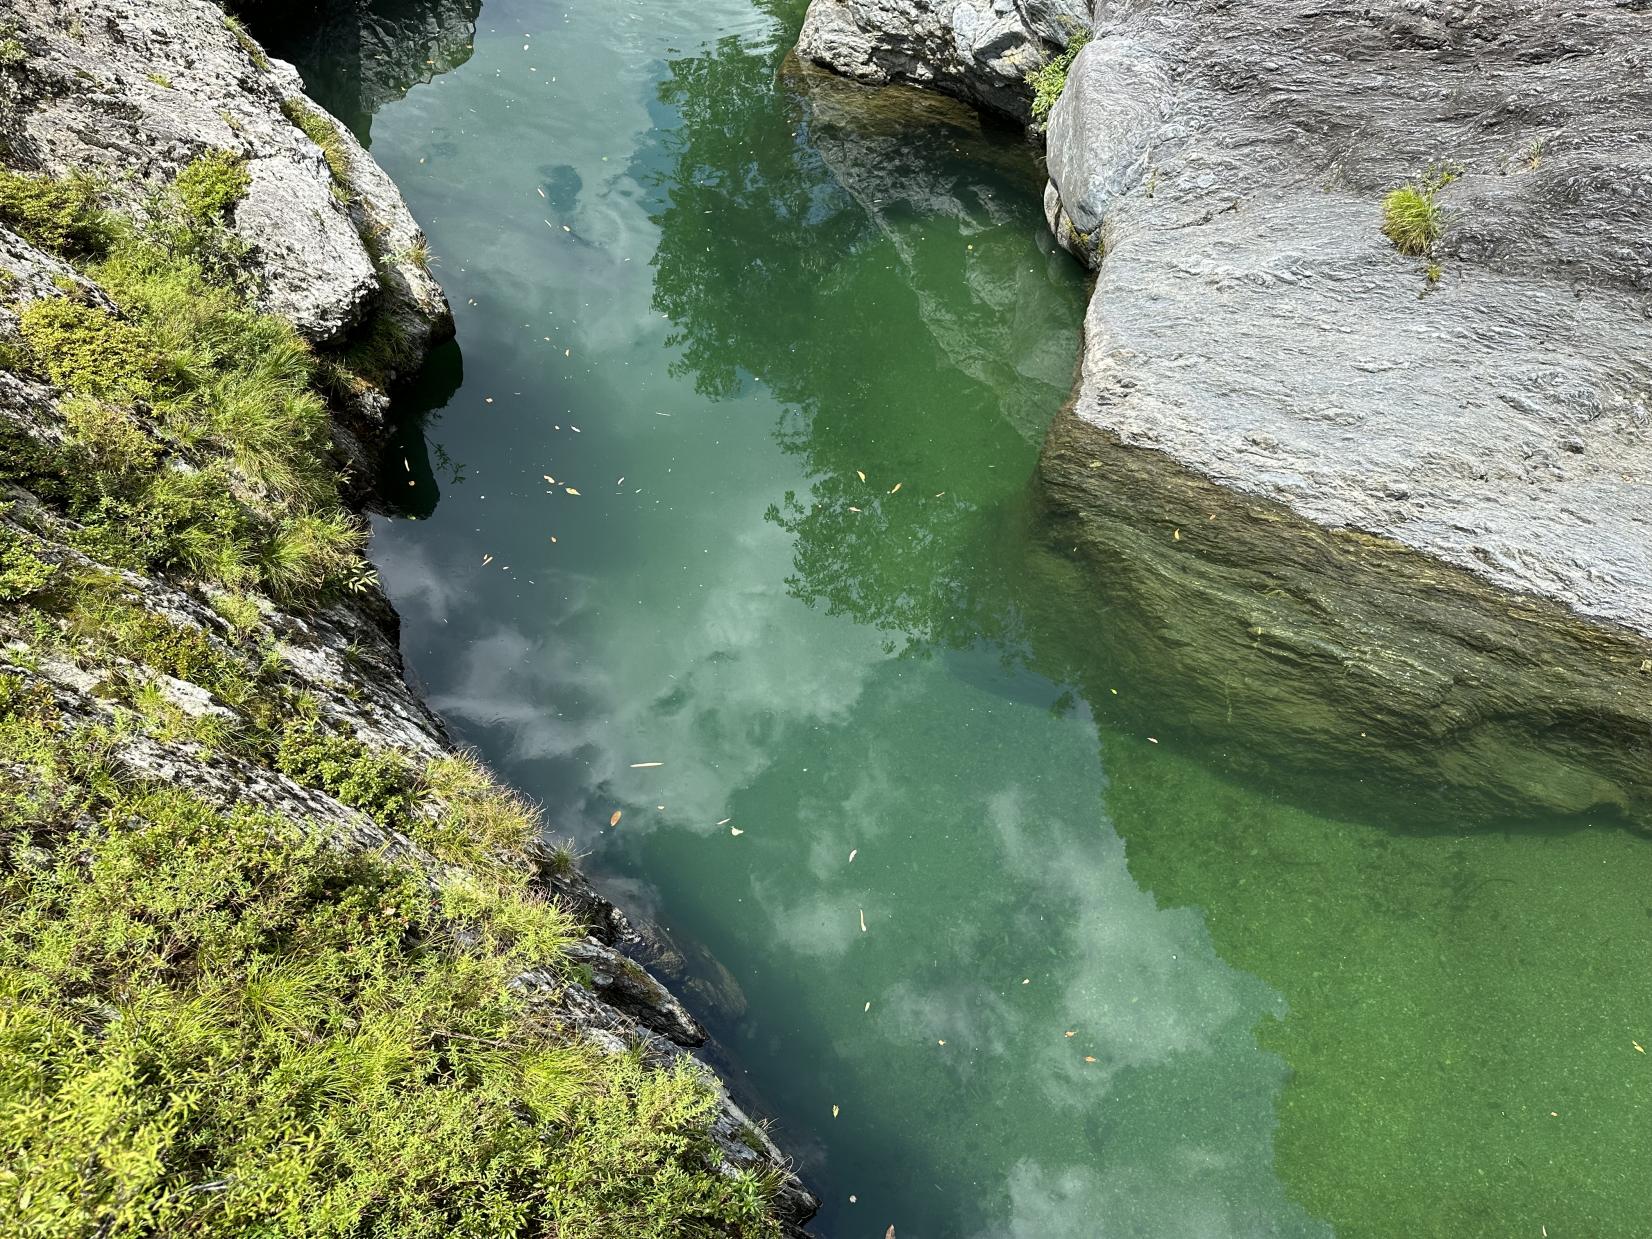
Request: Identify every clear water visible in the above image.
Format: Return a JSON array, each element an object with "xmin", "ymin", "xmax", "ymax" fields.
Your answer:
[{"xmin": 276, "ymin": 1, "xmax": 1652, "ymax": 1234}]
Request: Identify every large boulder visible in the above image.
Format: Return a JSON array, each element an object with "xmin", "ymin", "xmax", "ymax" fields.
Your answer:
[
  {"xmin": 797, "ymin": 0, "xmax": 1092, "ymax": 122},
  {"xmin": 1034, "ymin": 0, "xmax": 1652, "ymax": 814},
  {"xmin": 0, "ymin": 0, "xmax": 449, "ymax": 350}
]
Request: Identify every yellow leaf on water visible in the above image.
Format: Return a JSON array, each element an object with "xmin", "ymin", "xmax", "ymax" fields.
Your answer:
[
  {"xmin": 730, "ymin": 827, "xmax": 743, "ymax": 836},
  {"xmin": 1064, "ymin": 1030, "xmax": 1076, "ymax": 1038},
  {"xmin": 848, "ymin": 506, "xmax": 862, "ymax": 513},
  {"xmin": 717, "ymin": 818, "xmax": 731, "ymax": 825},
  {"xmin": 609, "ymin": 810, "xmax": 622, "ymax": 827},
  {"xmin": 565, "ymin": 487, "xmax": 580, "ymax": 495},
  {"xmin": 858, "ymin": 908, "xmax": 867, "ymax": 933},
  {"xmin": 543, "ymin": 474, "xmax": 556, "ymax": 484},
  {"xmin": 831, "ymin": 1105, "xmax": 840, "ymax": 1118},
  {"xmin": 856, "ymin": 470, "xmax": 866, "ymax": 482},
  {"xmin": 1084, "ymin": 1056, "xmax": 1097, "ymax": 1063},
  {"xmin": 629, "ymin": 762, "xmax": 663, "ymax": 768},
  {"xmin": 888, "ymin": 482, "xmax": 902, "ymax": 494},
  {"xmin": 1635, "ymin": 1041, "xmax": 1645, "ymax": 1053},
  {"xmin": 848, "ymin": 848, "xmax": 858, "ymax": 862},
  {"xmin": 481, "ymin": 554, "xmax": 493, "ymax": 565}
]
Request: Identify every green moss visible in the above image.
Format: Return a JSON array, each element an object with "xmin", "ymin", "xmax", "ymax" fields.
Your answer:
[
  {"xmin": 145, "ymin": 71, "xmax": 173, "ymax": 89},
  {"xmin": 280, "ymin": 97, "xmax": 352, "ymax": 200},
  {"xmin": 1028, "ymin": 31, "xmax": 1089, "ymax": 123},
  {"xmin": 0, "ymin": 169, "xmax": 112, "ymax": 255},
  {"xmin": 17, "ymin": 299, "xmax": 163, "ymax": 404},
  {"xmin": 174, "ymin": 149, "xmax": 251, "ymax": 221}
]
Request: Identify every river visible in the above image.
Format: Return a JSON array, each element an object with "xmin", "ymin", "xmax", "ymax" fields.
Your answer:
[{"xmin": 269, "ymin": 1, "xmax": 1651, "ymax": 1234}]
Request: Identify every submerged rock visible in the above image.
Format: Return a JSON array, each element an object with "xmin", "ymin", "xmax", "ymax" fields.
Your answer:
[{"xmin": 798, "ymin": 0, "xmax": 1652, "ymax": 816}]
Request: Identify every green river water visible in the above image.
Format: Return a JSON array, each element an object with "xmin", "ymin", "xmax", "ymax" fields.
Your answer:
[{"xmin": 275, "ymin": 1, "xmax": 1650, "ymax": 1234}]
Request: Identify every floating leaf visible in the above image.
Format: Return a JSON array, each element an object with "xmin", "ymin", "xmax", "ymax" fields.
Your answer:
[
  {"xmin": 856, "ymin": 470, "xmax": 866, "ymax": 482},
  {"xmin": 730, "ymin": 827, "xmax": 743, "ymax": 836},
  {"xmin": 1064, "ymin": 1030, "xmax": 1076, "ymax": 1038},
  {"xmin": 609, "ymin": 810, "xmax": 622, "ymax": 827},
  {"xmin": 629, "ymin": 762, "xmax": 663, "ymax": 768},
  {"xmin": 858, "ymin": 908, "xmax": 867, "ymax": 933},
  {"xmin": 848, "ymin": 848, "xmax": 858, "ymax": 863},
  {"xmin": 1084, "ymin": 1056, "xmax": 1097, "ymax": 1063},
  {"xmin": 564, "ymin": 487, "xmax": 580, "ymax": 496},
  {"xmin": 832, "ymin": 1105, "xmax": 840, "ymax": 1118},
  {"xmin": 717, "ymin": 817, "xmax": 731, "ymax": 826},
  {"xmin": 481, "ymin": 554, "xmax": 493, "ymax": 565},
  {"xmin": 888, "ymin": 482, "xmax": 902, "ymax": 494}
]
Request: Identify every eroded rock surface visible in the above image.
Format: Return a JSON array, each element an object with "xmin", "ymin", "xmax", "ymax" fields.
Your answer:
[{"xmin": 1, "ymin": 0, "xmax": 448, "ymax": 349}]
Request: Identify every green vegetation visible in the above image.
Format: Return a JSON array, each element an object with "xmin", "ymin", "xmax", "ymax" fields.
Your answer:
[
  {"xmin": 1028, "ymin": 31, "xmax": 1089, "ymax": 123},
  {"xmin": 0, "ymin": 717, "xmax": 782, "ymax": 1237},
  {"xmin": 222, "ymin": 13, "xmax": 270, "ymax": 71},
  {"xmin": 174, "ymin": 149, "xmax": 251, "ymax": 222},
  {"xmin": 280, "ymin": 97, "xmax": 352, "ymax": 200},
  {"xmin": 0, "ymin": 169, "xmax": 370, "ymax": 599},
  {"xmin": 0, "ymin": 169, "xmax": 112, "ymax": 254},
  {"xmin": 0, "ymin": 160, "xmax": 788, "ymax": 1235},
  {"xmin": 145, "ymin": 71, "xmax": 173, "ymax": 90},
  {"xmin": 1381, "ymin": 162, "xmax": 1459, "ymax": 257}
]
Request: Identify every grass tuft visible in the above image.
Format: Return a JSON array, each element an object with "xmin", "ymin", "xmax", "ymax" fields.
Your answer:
[
  {"xmin": 1028, "ymin": 30, "xmax": 1090, "ymax": 123},
  {"xmin": 1381, "ymin": 163, "xmax": 1460, "ymax": 258}
]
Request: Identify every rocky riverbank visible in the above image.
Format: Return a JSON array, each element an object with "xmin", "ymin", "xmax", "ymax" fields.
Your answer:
[
  {"xmin": 798, "ymin": 0, "xmax": 1652, "ymax": 818},
  {"xmin": 0, "ymin": 0, "xmax": 813, "ymax": 1231}
]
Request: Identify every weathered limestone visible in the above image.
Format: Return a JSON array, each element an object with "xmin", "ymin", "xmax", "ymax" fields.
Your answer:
[{"xmin": 799, "ymin": 0, "xmax": 1652, "ymax": 817}]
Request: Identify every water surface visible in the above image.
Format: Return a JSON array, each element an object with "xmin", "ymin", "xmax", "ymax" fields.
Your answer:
[{"xmin": 277, "ymin": 2, "xmax": 1651, "ymax": 1234}]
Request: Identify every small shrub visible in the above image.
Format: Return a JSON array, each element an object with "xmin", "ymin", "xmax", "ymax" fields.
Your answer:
[
  {"xmin": 0, "ymin": 527, "xmax": 57, "ymax": 600},
  {"xmin": 276, "ymin": 718, "xmax": 418, "ymax": 823},
  {"xmin": 1028, "ymin": 31, "xmax": 1090, "ymax": 122},
  {"xmin": 174, "ymin": 149, "xmax": 251, "ymax": 221}
]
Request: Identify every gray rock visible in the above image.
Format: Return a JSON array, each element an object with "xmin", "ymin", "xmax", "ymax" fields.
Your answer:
[
  {"xmin": 798, "ymin": 0, "xmax": 1092, "ymax": 122},
  {"xmin": 799, "ymin": 0, "xmax": 1652, "ymax": 815},
  {"xmin": 1, "ymin": 0, "xmax": 448, "ymax": 350}
]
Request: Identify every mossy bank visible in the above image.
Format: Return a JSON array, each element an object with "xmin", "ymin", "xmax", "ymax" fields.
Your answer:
[{"xmin": 0, "ymin": 2, "xmax": 814, "ymax": 1234}]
